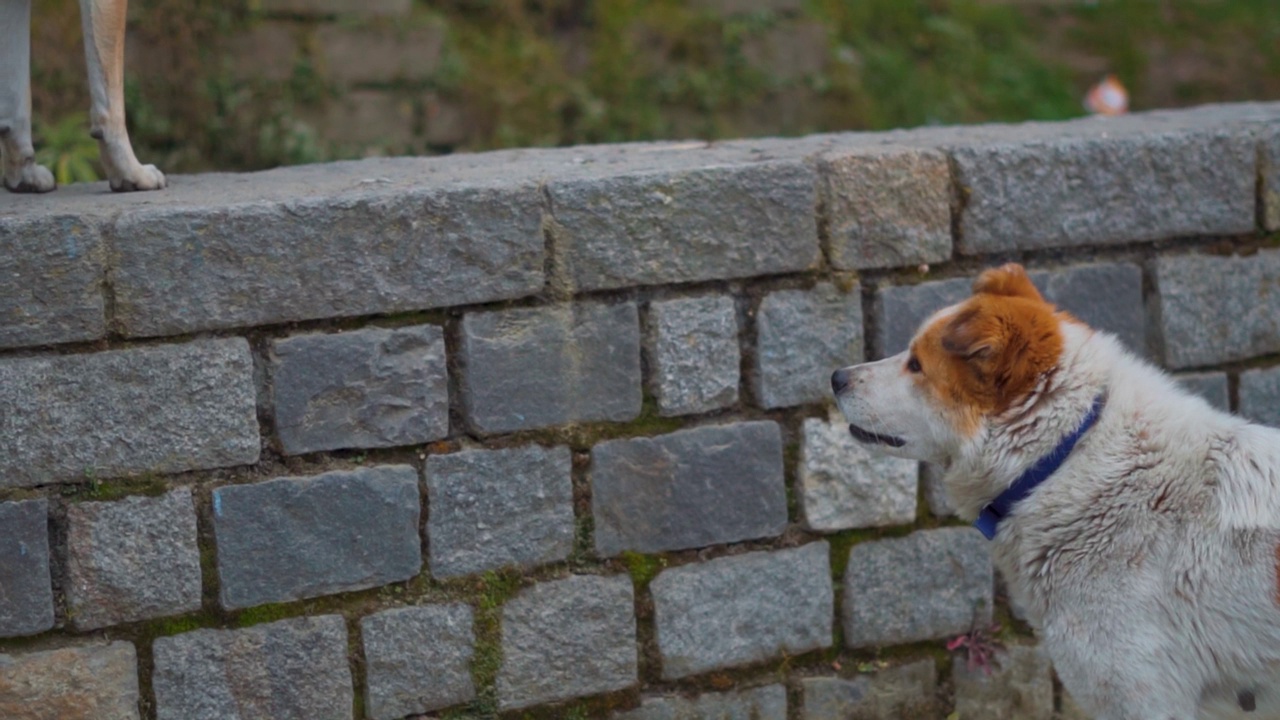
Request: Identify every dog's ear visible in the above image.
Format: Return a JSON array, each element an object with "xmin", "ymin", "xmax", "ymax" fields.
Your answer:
[
  {"xmin": 940, "ymin": 306, "xmax": 1002, "ymax": 362},
  {"xmin": 972, "ymin": 263, "xmax": 1044, "ymax": 302}
]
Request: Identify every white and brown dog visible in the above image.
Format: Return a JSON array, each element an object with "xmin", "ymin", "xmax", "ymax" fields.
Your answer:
[
  {"xmin": 833, "ymin": 263, "xmax": 1280, "ymax": 720},
  {"xmin": 0, "ymin": 0, "xmax": 164, "ymax": 193}
]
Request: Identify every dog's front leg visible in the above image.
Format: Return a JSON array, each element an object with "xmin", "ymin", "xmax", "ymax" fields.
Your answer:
[
  {"xmin": 78, "ymin": 0, "xmax": 165, "ymax": 191},
  {"xmin": 0, "ymin": 0, "xmax": 57, "ymax": 192},
  {"xmin": 1047, "ymin": 618, "xmax": 1200, "ymax": 720}
]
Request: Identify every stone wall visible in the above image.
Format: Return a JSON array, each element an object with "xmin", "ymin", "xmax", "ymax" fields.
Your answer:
[{"xmin": 2, "ymin": 102, "xmax": 1279, "ymax": 720}]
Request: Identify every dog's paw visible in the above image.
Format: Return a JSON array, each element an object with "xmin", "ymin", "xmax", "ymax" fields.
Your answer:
[
  {"xmin": 3, "ymin": 163, "xmax": 56, "ymax": 193},
  {"xmin": 109, "ymin": 164, "xmax": 166, "ymax": 192}
]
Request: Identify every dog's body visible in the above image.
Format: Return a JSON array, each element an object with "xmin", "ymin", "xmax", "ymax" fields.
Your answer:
[
  {"xmin": 0, "ymin": 0, "xmax": 164, "ymax": 193},
  {"xmin": 833, "ymin": 264, "xmax": 1280, "ymax": 720}
]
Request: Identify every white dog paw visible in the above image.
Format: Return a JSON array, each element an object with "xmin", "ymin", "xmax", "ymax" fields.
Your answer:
[
  {"xmin": 109, "ymin": 164, "xmax": 166, "ymax": 192},
  {"xmin": 3, "ymin": 162, "xmax": 56, "ymax": 193}
]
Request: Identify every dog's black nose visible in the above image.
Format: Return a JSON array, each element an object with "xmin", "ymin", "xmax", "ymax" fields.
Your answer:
[{"xmin": 831, "ymin": 368, "xmax": 851, "ymax": 395}]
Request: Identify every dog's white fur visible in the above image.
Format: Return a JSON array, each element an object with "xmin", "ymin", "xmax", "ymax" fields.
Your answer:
[
  {"xmin": 0, "ymin": 0, "xmax": 164, "ymax": 193},
  {"xmin": 835, "ymin": 268, "xmax": 1280, "ymax": 719}
]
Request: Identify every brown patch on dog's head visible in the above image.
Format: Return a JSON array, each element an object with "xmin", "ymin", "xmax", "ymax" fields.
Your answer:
[{"xmin": 907, "ymin": 264, "xmax": 1064, "ymax": 434}]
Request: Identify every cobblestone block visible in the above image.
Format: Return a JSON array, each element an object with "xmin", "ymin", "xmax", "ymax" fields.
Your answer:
[
  {"xmin": 0, "ymin": 641, "xmax": 139, "ymax": 720},
  {"xmin": 213, "ymin": 465, "xmax": 421, "ymax": 609},
  {"xmin": 646, "ymin": 295, "xmax": 740, "ymax": 416},
  {"xmin": 1176, "ymin": 371, "xmax": 1230, "ymax": 412},
  {"xmin": 743, "ymin": 22, "xmax": 827, "ymax": 81},
  {"xmin": 460, "ymin": 301, "xmax": 642, "ymax": 434},
  {"xmin": 614, "ymin": 684, "xmax": 787, "ymax": 720},
  {"xmin": 0, "ymin": 338, "xmax": 259, "ymax": 487},
  {"xmin": 953, "ymin": 644, "xmax": 1055, "ymax": 720},
  {"xmin": 843, "ymin": 528, "xmax": 993, "ymax": 648},
  {"xmin": 112, "ymin": 184, "xmax": 542, "ymax": 337},
  {"xmin": 871, "ymin": 276, "xmax": 970, "ymax": 358},
  {"xmin": 153, "ymin": 616, "xmax": 352, "ymax": 720},
  {"xmin": 1153, "ymin": 250, "xmax": 1280, "ymax": 368},
  {"xmin": 1031, "ymin": 263, "xmax": 1145, "ymax": 353},
  {"xmin": 0, "ymin": 499, "xmax": 53, "ymax": 637},
  {"xmin": 271, "ymin": 324, "xmax": 449, "ymax": 455},
  {"xmin": 547, "ymin": 161, "xmax": 819, "ymax": 292},
  {"xmin": 799, "ymin": 415, "xmax": 918, "ymax": 531},
  {"xmin": 316, "ymin": 89, "xmax": 417, "ymax": 150},
  {"xmin": 952, "ymin": 125, "xmax": 1255, "ymax": 253},
  {"xmin": 873, "ymin": 263, "xmax": 1143, "ymax": 359},
  {"xmin": 652, "ymin": 542, "xmax": 833, "ymax": 679},
  {"xmin": 259, "ymin": 0, "xmax": 409, "ymax": 16},
  {"xmin": 361, "ymin": 604, "xmax": 475, "ymax": 719},
  {"xmin": 316, "ymin": 24, "xmax": 444, "ymax": 85},
  {"xmin": 820, "ymin": 147, "xmax": 952, "ymax": 270},
  {"xmin": 497, "ymin": 574, "xmax": 638, "ymax": 710},
  {"xmin": 426, "ymin": 445, "xmax": 574, "ymax": 578},
  {"xmin": 801, "ymin": 659, "xmax": 939, "ymax": 720},
  {"xmin": 224, "ymin": 22, "xmax": 297, "ymax": 82},
  {"xmin": 65, "ymin": 489, "xmax": 202, "ymax": 630},
  {"xmin": 0, "ymin": 215, "xmax": 104, "ymax": 348},
  {"xmin": 1240, "ymin": 365, "xmax": 1280, "ymax": 428},
  {"xmin": 1264, "ymin": 125, "xmax": 1280, "ymax": 232},
  {"xmin": 592, "ymin": 422, "xmax": 787, "ymax": 556},
  {"xmin": 756, "ymin": 283, "xmax": 863, "ymax": 408}
]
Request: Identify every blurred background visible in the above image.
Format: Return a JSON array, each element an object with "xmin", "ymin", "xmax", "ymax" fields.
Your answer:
[{"xmin": 27, "ymin": 0, "xmax": 1280, "ymax": 183}]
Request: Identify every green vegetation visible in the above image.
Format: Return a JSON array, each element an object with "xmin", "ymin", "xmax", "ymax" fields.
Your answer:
[{"xmin": 27, "ymin": 0, "xmax": 1280, "ymax": 179}]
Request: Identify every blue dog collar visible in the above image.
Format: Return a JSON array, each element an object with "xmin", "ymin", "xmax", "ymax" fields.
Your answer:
[{"xmin": 974, "ymin": 393, "xmax": 1106, "ymax": 540}]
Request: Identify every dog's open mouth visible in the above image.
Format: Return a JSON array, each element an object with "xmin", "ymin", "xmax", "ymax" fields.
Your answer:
[{"xmin": 848, "ymin": 423, "xmax": 906, "ymax": 448}]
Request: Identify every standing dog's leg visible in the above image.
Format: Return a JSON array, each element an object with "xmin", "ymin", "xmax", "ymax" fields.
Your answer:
[
  {"xmin": 78, "ymin": 0, "xmax": 165, "ymax": 191},
  {"xmin": 0, "ymin": 0, "xmax": 57, "ymax": 192}
]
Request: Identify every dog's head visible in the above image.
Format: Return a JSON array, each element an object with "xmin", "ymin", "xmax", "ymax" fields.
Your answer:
[{"xmin": 831, "ymin": 263, "xmax": 1066, "ymax": 465}]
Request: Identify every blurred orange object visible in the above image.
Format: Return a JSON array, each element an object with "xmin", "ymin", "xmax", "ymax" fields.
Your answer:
[{"xmin": 1084, "ymin": 74, "xmax": 1129, "ymax": 116}]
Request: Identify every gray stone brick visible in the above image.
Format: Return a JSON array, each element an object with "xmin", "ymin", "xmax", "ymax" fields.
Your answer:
[
  {"xmin": 153, "ymin": 616, "xmax": 352, "ymax": 720},
  {"xmin": 953, "ymin": 644, "xmax": 1054, "ymax": 720},
  {"xmin": 547, "ymin": 161, "xmax": 819, "ymax": 292},
  {"xmin": 0, "ymin": 216, "xmax": 105, "ymax": 349},
  {"xmin": 0, "ymin": 338, "xmax": 260, "ymax": 488},
  {"xmin": 0, "ymin": 499, "xmax": 53, "ymax": 638},
  {"xmin": 646, "ymin": 295, "xmax": 740, "ymax": 416},
  {"xmin": 213, "ymin": 465, "xmax": 421, "ymax": 609},
  {"xmin": 497, "ymin": 574, "xmax": 638, "ymax": 710},
  {"xmin": 112, "ymin": 184, "xmax": 542, "ymax": 337},
  {"xmin": 820, "ymin": 147, "xmax": 952, "ymax": 270},
  {"xmin": 1153, "ymin": 251, "xmax": 1280, "ymax": 369},
  {"xmin": 1264, "ymin": 125, "xmax": 1280, "ymax": 232},
  {"xmin": 872, "ymin": 276, "xmax": 970, "ymax": 358},
  {"xmin": 614, "ymin": 684, "xmax": 787, "ymax": 720},
  {"xmin": 65, "ymin": 489, "xmax": 202, "ymax": 630},
  {"xmin": 952, "ymin": 126, "xmax": 1256, "ymax": 253},
  {"xmin": 873, "ymin": 263, "xmax": 1143, "ymax": 359},
  {"xmin": 361, "ymin": 604, "xmax": 475, "ymax": 719},
  {"xmin": 799, "ymin": 415, "xmax": 918, "ymax": 532},
  {"xmin": 801, "ymin": 659, "xmax": 939, "ymax": 720},
  {"xmin": 756, "ymin": 283, "xmax": 863, "ymax": 408},
  {"xmin": 461, "ymin": 301, "xmax": 642, "ymax": 434},
  {"xmin": 0, "ymin": 641, "xmax": 140, "ymax": 720},
  {"xmin": 316, "ymin": 23, "xmax": 444, "ymax": 85},
  {"xmin": 592, "ymin": 422, "xmax": 787, "ymax": 556},
  {"xmin": 921, "ymin": 462, "xmax": 956, "ymax": 518},
  {"xmin": 652, "ymin": 542, "xmax": 833, "ymax": 679},
  {"xmin": 271, "ymin": 324, "xmax": 449, "ymax": 455},
  {"xmin": 1240, "ymin": 366, "xmax": 1280, "ymax": 428},
  {"xmin": 1031, "ymin": 263, "xmax": 1145, "ymax": 354},
  {"xmin": 843, "ymin": 528, "xmax": 993, "ymax": 648},
  {"xmin": 1176, "ymin": 371, "xmax": 1230, "ymax": 412},
  {"xmin": 426, "ymin": 445, "xmax": 574, "ymax": 578}
]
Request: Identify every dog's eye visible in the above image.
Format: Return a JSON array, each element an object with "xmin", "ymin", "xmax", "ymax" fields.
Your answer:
[{"xmin": 906, "ymin": 355, "xmax": 922, "ymax": 373}]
